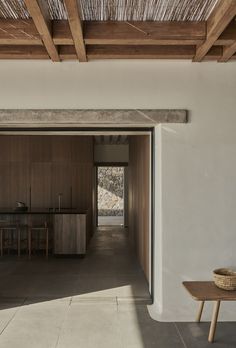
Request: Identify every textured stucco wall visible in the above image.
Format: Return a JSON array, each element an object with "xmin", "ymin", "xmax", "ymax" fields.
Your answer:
[{"xmin": 0, "ymin": 60, "xmax": 236, "ymax": 322}]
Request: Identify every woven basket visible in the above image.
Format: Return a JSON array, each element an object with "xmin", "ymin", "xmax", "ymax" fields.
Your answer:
[{"xmin": 213, "ymin": 268, "xmax": 236, "ymax": 291}]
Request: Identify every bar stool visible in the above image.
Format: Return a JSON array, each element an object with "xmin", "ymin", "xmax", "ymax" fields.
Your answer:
[
  {"xmin": 0, "ymin": 220, "xmax": 21, "ymax": 257},
  {"xmin": 28, "ymin": 221, "xmax": 49, "ymax": 259}
]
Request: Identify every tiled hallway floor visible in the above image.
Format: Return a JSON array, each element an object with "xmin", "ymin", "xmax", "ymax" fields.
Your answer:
[{"xmin": 0, "ymin": 228, "xmax": 236, "ymax": 347}]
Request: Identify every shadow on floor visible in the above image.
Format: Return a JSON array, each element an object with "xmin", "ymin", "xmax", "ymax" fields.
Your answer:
[{"xmin": 0, "ymin": 227, "xmax": 235, "ymax": 347}]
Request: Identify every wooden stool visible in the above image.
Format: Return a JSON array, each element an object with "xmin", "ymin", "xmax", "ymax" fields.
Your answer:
[
  {"xmin": 183, "ymin": 281, "xmax": 236, "ymax": 343},
  {"xmin": 0, "ymin": 221, "xmax": 21, "ymax": 257},
  {"xmin": 28, "ymin": 222, "xmax": 49, "ymax": 259}
]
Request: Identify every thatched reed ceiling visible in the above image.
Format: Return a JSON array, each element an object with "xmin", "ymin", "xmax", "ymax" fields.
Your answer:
[
  {"xmin": 80, "ymin": 0, "xmax": 219, "ymax": 21},
  {"xmin": 0, "ymin": 0, "xmax": 29, "ymax": 19},
  {"xmin": 0, "ymin": 0, "xmax": 219, "ymax": 21}
]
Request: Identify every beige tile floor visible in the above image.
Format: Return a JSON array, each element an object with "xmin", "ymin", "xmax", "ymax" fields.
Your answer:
[{"xmin": 0, "ymin": 228, "xmax": 235, "ymax": 347}]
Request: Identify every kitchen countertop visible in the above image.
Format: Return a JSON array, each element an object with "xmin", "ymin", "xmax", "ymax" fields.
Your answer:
[{"xmin": 0, "ymin": 209, "xmax": 88, "ymax": 215}]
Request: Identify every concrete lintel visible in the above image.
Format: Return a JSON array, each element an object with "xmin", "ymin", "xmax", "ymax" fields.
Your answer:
[{"xmin": 0, "ymin": 109, "xmax": 187, "ymax": 128}]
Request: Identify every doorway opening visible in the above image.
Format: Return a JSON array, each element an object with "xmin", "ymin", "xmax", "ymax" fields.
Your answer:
[
  {"xmin": 0, "ymin": 129, "xmax": 154, "ymax": 300},
  {"xmin": 97, "ymin": 166, "xmax": 125, "ymax": 226}
]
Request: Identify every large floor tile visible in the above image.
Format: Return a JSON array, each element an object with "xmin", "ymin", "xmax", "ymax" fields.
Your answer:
[
  {"xmin": 0, "ymin": 299, "xmax": 69, "ymax": 348},
  {"xmin": 176, "ymin": 322, "xmax": 236, "ymax": 348},
  {"xmin": 117, "ymin": 304, "xmax": 184, "ymax": 348},
  {"xmin": 57, "ymin": 302, "xmax": 122, "ymax": 348},
  {"xmin": 0, "ymin": 299, "xmax": 23, "ymax": 334}
]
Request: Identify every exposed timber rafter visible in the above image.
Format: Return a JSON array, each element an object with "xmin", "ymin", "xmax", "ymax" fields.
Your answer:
[
  {"xmin": 219, "ymin": 42, "xmax": 236, "ymax": 62},
  {"xmin": 63, "ymin": 0, "xmax": 87, "ymax": 62},
  {"xmin": 24, "ymin": 0, "xmax": 60, "ymax": 61},
  {"xmin": 193, "ymin": 0, "xmax": 236, "ymax": 62}
]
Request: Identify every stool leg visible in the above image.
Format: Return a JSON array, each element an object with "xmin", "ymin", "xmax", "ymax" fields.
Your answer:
[
  {"xmin": 18, "ymin": 228, "xmax": 21, "ymax": 257},
  {"xmin": 208, "ymin": 300, "xmax": 221, "ymax": 343},
  {"xmin": 7, "ymin": 230, "xmax": 11, "ymax": 254},
  {"xmin": 28, "ymin": 229, "xmax": 31, "ymax": 260},
  {"xmin": 196, "ymin": 301, "xmax": 205, "ymax": 322},
  {"xmin": 0, "ymin": 229, "xmax": 2, "ymax": 257},
  {"xmin": 46, "ymin": 228, "xmax": 49, "ymax": 259}
]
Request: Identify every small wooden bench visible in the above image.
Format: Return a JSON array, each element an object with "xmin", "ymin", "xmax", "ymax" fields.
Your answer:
[{"xmin": 183, "ymin": 281, "xmax": 236, "ymax": 343}]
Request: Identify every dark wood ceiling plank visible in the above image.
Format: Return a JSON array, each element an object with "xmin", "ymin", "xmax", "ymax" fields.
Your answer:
[
  {"xmin": 24, "ymin": 0, "xmax": 60, "ymax": 61},
  {"xmin": 193, "ymin": 0, "xmax": 236, "ymax": 62},
  {"xmin": 63, "ymin": 0, "xmax": 87, "ymax": 62}
]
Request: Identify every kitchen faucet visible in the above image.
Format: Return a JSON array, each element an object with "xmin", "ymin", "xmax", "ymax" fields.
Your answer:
[{"xmin": 58, "ymin": 193, "xmax": 63, "ymax": 212}]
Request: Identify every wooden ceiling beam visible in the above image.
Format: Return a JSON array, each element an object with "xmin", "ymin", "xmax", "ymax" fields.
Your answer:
[
  {"xmin": 218, "ymin": 19, "xmax": 236, "ymax": 62},
  {"xmin": 2, "ymin": 19, "xmax": 236, "ymax": 48},
  {"xmin": 193, "ymin": 0, "xmax": 236, "ymax": 62},
  {"xmin": 86, "ymin": 45, "xmax": 236, "ymax": 61},
  {"xmin": 1, "ymin": 44, "xmax": 236, "ymax": 61},
  {"xmin": 0, "ymin": 45, "xmax": 48, "ymax": 59},
  {"xmin": 63, "ymin": 0, "xmax": 87, "ymax": 62},
  {"xmin": 60, "ymin": 45, "xmax": 197, "ymax": 60},
  {"xmin": 0, "ymin": 20, "xmax": 207, "ymax": 46},
  {"xmin": 86, "ymin": 45, "xmax": 196, "ymax": 59},
  {"xmin": 84, "ymin": 21, "xmax": 206, "ymax": 46},
  {"xmin": 24, "ymin": 0, "xmax": 60, "ymax": 61}
]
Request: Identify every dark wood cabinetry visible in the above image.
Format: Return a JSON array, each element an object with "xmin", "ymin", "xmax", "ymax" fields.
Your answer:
[
  {"xmin": 54, "ymin": 214, "xmax": 86, "ymax": 255},
  {"xmin": 0, "ymin": 135, "xmax": 93, "ymax": 212},
  {"xmin": 0, "ymin": 135, "xmax": 94, "ymax": 254}
]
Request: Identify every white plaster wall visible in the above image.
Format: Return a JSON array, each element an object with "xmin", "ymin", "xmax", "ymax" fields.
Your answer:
[{"xmin": 0, "ymin": 60, "xmax": 236, "ymax": 321}]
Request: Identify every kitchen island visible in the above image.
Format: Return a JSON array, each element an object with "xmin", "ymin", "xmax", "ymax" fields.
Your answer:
[{"xmin": 0, "ymin": 209, "xmax": 88, "ymax": 256}]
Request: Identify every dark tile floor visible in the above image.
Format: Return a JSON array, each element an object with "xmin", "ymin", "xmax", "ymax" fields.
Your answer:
[{"xmin": 0, "ymin": 227, "xmax": 235, "ymax": 347}]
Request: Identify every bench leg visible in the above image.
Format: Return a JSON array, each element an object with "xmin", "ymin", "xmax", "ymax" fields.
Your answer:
[
  {"xmin": 208, "ymin": 300, "xmax": 221, "ymax": 343},
  {"xmin": 196, "ymin": 301, "xmax": 205, "ymax": 322}
]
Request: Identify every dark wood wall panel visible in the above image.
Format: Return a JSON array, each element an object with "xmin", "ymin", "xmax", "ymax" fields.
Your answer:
[
  {"xmin": 0, "ymin": 136, "xmax": 94, "ymax": 221},
  {"xmin": 71, "ymin": 136, "xmax": 93, "ymax": 163},
  {"xmin": 29, "ymin": 136, "xmax": 52, "ymax": 162},
  {"xmin": 51, "ymin": 163, "xmax": 72, "ymax": 208},
  {"xmin": 10, "ymin": 162, "xmax": 30, "ymax": 206},
  {"xmin": 0, "ymin": 163, "xmax": 11, "ymax": 207},
  {"xmin": 52, "ymin": 136, "xmax": 72, "ymax": 162},
  {"xmin": 31, "ymin": 162, "xmax": 52, "ymax": 208},
  {"xmin": 128, "ymin": 135, "xmax": 150, "ymax": 281},
  {"xmin": 0, "ymin": 136, "xmax": 29, "ymax": 162}
]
